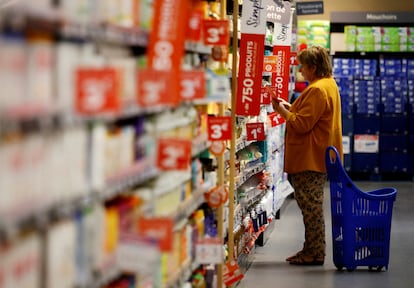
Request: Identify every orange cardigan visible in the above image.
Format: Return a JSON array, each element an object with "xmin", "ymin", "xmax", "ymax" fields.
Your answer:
[{"xmin": 284, "ymin": 77, "xmax": 343, "ymax": 174}]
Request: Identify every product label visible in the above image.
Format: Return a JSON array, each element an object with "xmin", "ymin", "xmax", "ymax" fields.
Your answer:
[
  {"xmin": 246, "ymin": 122, "xmax": 266, "ymax": 141},
  {"xmin": 180, "ymin": 70, "xmax": 206, "ymax": 101},
  {"xmin": 202, "ymin": 19, "xmax": 230, "ymax": 46},
  {"xmin": 195, "ymin": 237, "xmax": 223, "ymax": 264},
  {"xmin": 271, "ymin": 45, "xmax": 291, "ymax": 101},
  {"xmin": 207, "ymin": 116, "xmax": 232, "ymax": 141},
  {"xmin": 354, "ymin": 134, "xmax": 379, "ymax": 153},
  {"xmin": 236, "ymin": 34, "xmax": 266, "ymax": 115},
  {"xmin": 75, "ymin": 68, "xmax": 120, "ymax": 115},
  {"xmin": 157, "ymin": 138, "xmax": 192, "ymax": 170}
]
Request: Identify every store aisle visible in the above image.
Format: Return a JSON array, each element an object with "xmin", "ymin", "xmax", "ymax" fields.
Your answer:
[{"xmin": 237, "ymin": 181, "xmax": 414, "ymax": 288}]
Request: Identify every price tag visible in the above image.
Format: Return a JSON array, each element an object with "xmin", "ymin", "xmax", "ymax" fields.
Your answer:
[
  {"xmin": 75, "ymin": 68, "xmax": 120, "ymax": 115},
  {"xmin": 186, "ymin": 9, "xmax": 203, "ymax": 42},
  {"xmin": 137, "ymin": 69, "xmax": 179, "ymax": 107},
  {"xmin": 268, "ymin": 112, "xmax": 285, "ymax": 127},
  {"xmin": 195, "ymin": 237, "xmax": 223, "ymax": 264},
  {"xmin": 261, "ymin": 86, "xmax": 272, "ymax": 104},
  {"xmin": 137, "ymin": 217, "xmax": 174, "ymax": 252},
  {"xmin": 180, "ymin": 70, "xmax": 205, "ymax": 101},
  {"xmin": 246, "ymin": 122, "xmax": 266, "ymax": 141},
  {"xmin": 117, "ymin": 234, "xmax": 160, "ymax": 274},
  {"xmin": 202, "ymin": 19, "xmax": 229, "ymax": 46},
  {"xmin": 157, "ymin": 138, "xmax": 192, "ymax": 170},
  {"xmin": 207, "ymin": 116, "xmax": 232, "ymax": 141}
]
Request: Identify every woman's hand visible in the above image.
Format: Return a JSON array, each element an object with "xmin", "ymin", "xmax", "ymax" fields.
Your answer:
[{"xmin": 272, "ymin": 98, "xmax": 291, "ymax": 113}]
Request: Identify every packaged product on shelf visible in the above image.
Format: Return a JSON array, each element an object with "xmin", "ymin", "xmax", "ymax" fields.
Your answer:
[
  {"xmin": 46, "ymin": 220, "xmax": 77, "ymax": 288},
  {"xmin": 0, "ymin": 33, "xmax": 27, "ymax": 112}
]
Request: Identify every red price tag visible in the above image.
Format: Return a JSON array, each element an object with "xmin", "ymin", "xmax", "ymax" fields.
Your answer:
[
  {"xmin": 75, "ymin": 68, "xmax": 120, "ymax": 115},
  {"xmin": 137, "ymin": 69, "xmax": 179, "ymax": 107},
  {"xmin": 223, "ymin": 260, "xmax": 244, "ymax": 287},
  {"xmin": 186, "ymin": 9, "xmax": 203, "ymax": 42},
  {"xmin": 202, "ymin": 19, "xmax": 229, "ymax": 46},
  {"xmin": 207, "ymin": 116, "xmax": 232, "ymax": 141},
  {"xmin": 157, "ymin": 138, "xmax": 192, "ymax": 170},
  {"xmin": 268, "ymin": 112, "xmax": 285, "ymax": 127},
  {"xmin": 180, "ymin": 70, "xmax": 205, "ymax": 101},
  {"xmin": 137, "ymin": 217, "xmax": 173, "ymax": 252},
  {"xmin": 261, "ymin": 87, "xmax": 271, "ymax": 104},
  {"xmin": 246, "ymin": 122, "xmax": 266, "ymax": 141}
]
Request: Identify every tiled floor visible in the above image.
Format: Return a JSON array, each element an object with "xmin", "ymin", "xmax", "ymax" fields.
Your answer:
[{"xmin": 237, "ymin": 181, "xmax": 414, "ymax": 288}]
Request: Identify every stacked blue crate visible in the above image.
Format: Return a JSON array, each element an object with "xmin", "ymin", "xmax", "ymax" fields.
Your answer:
[
  {"xmin": 379, "ymin": 58, "xmax": 409, "ymax": 174},
  {"xmin": 334, "ymin": 59, "xmax": 355, "ymax": 171},
  {"xmin": 352, "ymin": 59, "xmax": 381, "ymax": 173},
  {"xmin": 408, "ymin": 60, "xmax": 414, "ymax": 176}
]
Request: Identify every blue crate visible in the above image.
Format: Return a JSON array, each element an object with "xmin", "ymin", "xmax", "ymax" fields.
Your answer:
[
  {"xmin": 351, "ymin": 153, "xmax": 379, "ymax": 172},
  {"xmin": 353, "ymin": 114, "xmax": 380, "ymax": 134},
  {"xmin": 342, "ymin": 115, "xmax": 354, "ymax": 136},
  {"xmin": 379, "ymin": 134, "xmax": 408, "ymax": 152},
  {"xmin": 326, "ymin": 146, "xmax": 397, "ymax": 271},
  {"xmin": 380, "ymin": 152, "xmax": 409, "ymax": 173},
  {"xmin": 380, "ymin": 113, "xmax": 408, "ymax": 134}
]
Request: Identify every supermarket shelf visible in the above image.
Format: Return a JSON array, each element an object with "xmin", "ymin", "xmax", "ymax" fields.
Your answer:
[{"xmin": 235, "ymin": 162, "xmax": 266, "ymax": 189}]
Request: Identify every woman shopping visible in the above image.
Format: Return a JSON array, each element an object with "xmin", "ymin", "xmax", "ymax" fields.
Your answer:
[{"xmin": 271, "ymin": 46, "xmax": 343, "ymax": 265}]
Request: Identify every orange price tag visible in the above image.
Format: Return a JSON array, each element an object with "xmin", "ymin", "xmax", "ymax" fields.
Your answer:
[
  {"xmin": 246, "ymin": 122, "xmax": 266, "ymax": 141},
  {"xmin": 207, "ymin": 116, "xmax": 232, "ymax": 141},
  {"xmin": 157, "ymin": 138, "xmax": 192, "ymax": 170},
  {"xmin": 137, "ymin": 217, "xmax": 174, "ymax": 252},
  {"xmin": 137, "ymin": 69, "xmax": 179, "ymax": 107},
  {"xmin": 75, "ymin": 68, "xmax": 120, "ymax": 115},
  {"xmin": 202, "ymin": 19, "xmax": 229, "ymax": 46},
  {"xmin": 180, "ymin": 70, "xmax": 206, "ymax": 101}
]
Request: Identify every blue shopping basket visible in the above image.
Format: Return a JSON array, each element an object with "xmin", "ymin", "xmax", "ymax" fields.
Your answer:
[{"xmin": 325, "ymin": 146, "xmax": 397, "ymax": 271}]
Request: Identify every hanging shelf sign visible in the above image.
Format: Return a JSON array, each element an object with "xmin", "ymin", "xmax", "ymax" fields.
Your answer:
[
  {"xmin": 207, "ymin": 116, "xmax": 232, "ymax": 141},
  {"xmin": 157, "ymin": 138, "xmax": 192, "ymax": 170},
  {"xmin": 179, "ymin": 70, "xmax": 206, "ymax": 102},
  {"xmin": 266, "ymin": 0, "xmax": 292, "ymax": 24},
  {"xmin": 271, "ymin": 4, "xmax": 293, "ymax": 102},
  {"xmin": 202, "ymin": 19, "xmax": 230, "ymax": 46},
  {"xmin": 236, "ymin": 0, "xmax": 267, "ymax": 116},
  {"xmin": 246, "ymin": 122, "xmax": 266, "ymax": 141},
  {"xmin": 137, "ymin": 69, "xmax": 178, "ymax": 107},
  {"xmin": 76, "ymin": 68, "xmax": 120, "ymax": 115},
  {"xmin": 296, "ymin": 1, "xmax": 324, "ymax": 16}
]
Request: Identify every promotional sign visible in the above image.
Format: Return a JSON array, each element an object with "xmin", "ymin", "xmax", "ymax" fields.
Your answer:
[
  {"xmin": 202, "ymin": 19, "xmax": 229, "ymax": 46},
  {"xmin": 209, "ymin": 141, "xmax": 226, "ymax": 156},
  {"xmin": 207, "ymin": 116, "xmax": 232, "ymax": 141},
  {"xmin": 271, "ymin": 46, "xmax": 291, "ymax": 101},
  {"xmin": 260, "ymin": 86, "xmax": 272, "ymax": 104},
  {"xmin": 146, "ymin": 0, "xmax": 188, "ymax": 72},
  {"xmin": 137, "ymin": 69, "xmax": 178, "ymax": 107},
  {"xmin": 76, "ymin": 68, "xmax": 120, "ymax": 115},
  {"xmin": 236, "ymin": 0, "xmax": 267, "ymax": 116},
  {"xmin": 137, "ymin": 217, "xmax": 174, "ymax": 252},
  {"xmin": 246, "ymin": 122, "xmax": 266, "ymax": 141},
  {"xmin": 296, "ymin": 1, "xmax": 324, "ymax": 16},
  {"xmin": 223, "ymin": 260, "xmax": 244, "ymax": 287},
  {"xmin": 271, "ymin": 8, "xmax": 293, "ymax": 102},
  {"xmin": 157, "ymin": 138, "xmax": 192, "ymax": 170},
  {"xmin": 266, "ymin": 0, "xmax": 291, "ymax": 24},
  {"xmin": 180, "ymin": 70, "xmax": 206, "ymax": 101},
  {"xmin": 186, "ymin": 8, "xmax": 204, "ymax": 42},
  {"xmin": 268, "ymin": 111, "xmax": 285, "ymax": 127}
]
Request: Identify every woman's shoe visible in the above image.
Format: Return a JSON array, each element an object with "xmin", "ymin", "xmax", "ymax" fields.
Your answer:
[
  {"xmin": 288, "ymin": 253, "xmax": 324, "ymax": 266},
  {"xmin": 286, "ymin": 250, "xmax": 304, "ymax": 262}
]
